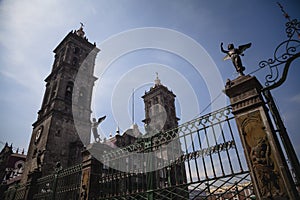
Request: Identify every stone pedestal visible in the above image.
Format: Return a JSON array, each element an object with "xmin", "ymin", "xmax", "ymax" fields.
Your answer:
[
  {"xmin": 23, "ymin": 170, "xmax": 41, "ymax": 200},
  {"xmin": 225, "ymin": 75, "xmax": 299, "ymax": 200},
  {"xmin": 80, "ymin": 144, "xmax": 104, "ymax": 200}
]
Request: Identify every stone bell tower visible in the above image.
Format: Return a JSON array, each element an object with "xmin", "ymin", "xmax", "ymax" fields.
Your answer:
[
  {"xmin": 21, "ymin": 25, "xmax": 100, "ymax": 183},
  {"xmin": 142, "ymin": 74, "xmax": 187, "ymax": 199},
  {"xmin": 142, "ymin": 73, "xmax": 179, "ymax": 134}
]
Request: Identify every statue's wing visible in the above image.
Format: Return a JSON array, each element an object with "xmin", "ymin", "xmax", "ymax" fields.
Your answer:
[
  {"xmin": 98, "ymin": 115, "xmax": 106, "ymax": 123},
  {"xmin": 223, "ymin": 55, "xmax": 230, "ymax": 61},
  {"xmin": 238, "ymin": 43, "xmax": 252, "ymax": 53}
]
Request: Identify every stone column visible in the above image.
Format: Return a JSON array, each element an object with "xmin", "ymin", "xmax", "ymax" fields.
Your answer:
[
  {"xmin": 80, "ymin": 146, "xmax": 103, "ymax": 200},
  {"xmin": 224, "ymin": 75, "xmax": 299, "ymax": 200}
]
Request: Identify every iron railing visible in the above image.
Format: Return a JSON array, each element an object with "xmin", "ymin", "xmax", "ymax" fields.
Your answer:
[
  {"xmin": 258, "ymin": 3, "xmax": 300, "ymax": 187},
  {"xmin": 7, "ymin": 106, "xmax": 255, "ymax": 200},
  {"xmin": 32, "ymin": 164, "xmax": 82, "ymax": 200},
  {"xmin": 95, "ymin": 106, "xmax": 254, "ymax": 199}
]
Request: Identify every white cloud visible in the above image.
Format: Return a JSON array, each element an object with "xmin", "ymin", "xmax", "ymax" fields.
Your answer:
[
  {"xmin": 0, "ymin": 0, "xmax": 98, "ymax": 92},
  {"xmin": 0, "ymin": 0, "xmax": 97, "ymax": 150}
]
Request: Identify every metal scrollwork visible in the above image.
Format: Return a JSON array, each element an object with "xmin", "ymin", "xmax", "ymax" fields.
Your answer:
[{"xmin": 259, "ymin": 3, "xmax": 300, "ymax": 90}]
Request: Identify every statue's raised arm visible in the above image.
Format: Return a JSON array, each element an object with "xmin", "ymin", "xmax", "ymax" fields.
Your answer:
[
  {"xmin": 220, "ymin": 42, "xmax": 251, "ymax": 76},
  {"xmin": 220, "ymin": 42, "xmax": 228, "ymax": 54}
]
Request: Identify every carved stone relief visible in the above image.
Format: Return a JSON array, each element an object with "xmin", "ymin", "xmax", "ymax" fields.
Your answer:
[
  {"xmin": 80, "ymin": 169, "xmax": 89, "ymax": 200},
  {"xmin": 238, "ymin": 110, "xmax": 287, "ymax": 199}
]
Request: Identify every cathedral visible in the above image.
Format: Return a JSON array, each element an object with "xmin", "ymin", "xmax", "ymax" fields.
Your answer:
[{"xmin": 0, "ymin": 25, "xmax": 187, "ymax": 199}]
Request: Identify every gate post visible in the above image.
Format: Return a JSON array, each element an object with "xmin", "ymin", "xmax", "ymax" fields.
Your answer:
[
  {"xmin": 23, "ymin": 170, "xmax": 41, "ymax": 200},
  {"xmin": 224, "ymin": 75, "xmax": 299, "ymax": 199},
  {"xmin": 80, "ymin": 146, "xmax": 102, "ymax": 200}
]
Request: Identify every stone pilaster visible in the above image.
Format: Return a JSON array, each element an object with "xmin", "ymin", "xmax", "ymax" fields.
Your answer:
[
  {"xmin": 80, "ymin": 147, "xmax": 102, "ymax": 200},
  {"xmin": 225, "ymin": 75, "xmax": 299, "ymax": 200},
  {"xmin": 23, "ymin": 170, "xmax": 41, "ymax": 200}
]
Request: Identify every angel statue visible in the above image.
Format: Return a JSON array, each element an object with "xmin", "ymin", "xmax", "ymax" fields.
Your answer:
[
  {"xmin": 221, "ymin": 42, "xmax": 252, "ymax": 76},
  {"xmin": 91, "ymin": 116, "xmax": 106, "ymax": 142}
]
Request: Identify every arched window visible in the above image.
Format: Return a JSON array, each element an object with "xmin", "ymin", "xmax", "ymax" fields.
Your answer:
[
  {"xmin": 59, "ymin": 48, "xmax": 65, "ymax": 64},
  {"xmin": 50, "ymin": 82, "xmax": 57, "ymax": 99},
  {"xmin": 65, "ymin": 81, "xmax": 74, "ymax": 102},
  {"xmin": 73, "ymin": 47, "xmax": 80, "ymax": 55},
  {"xmin": 154, "ymin": 97, "xmax": 158, "ymax": 104},
  {"xmin": 72, "ymin": 57, "xmax": 78, "ymax": 66}
]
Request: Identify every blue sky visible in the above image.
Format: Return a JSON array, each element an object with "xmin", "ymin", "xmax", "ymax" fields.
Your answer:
[{"xmin": 0, "ymin": 0, "xmax": 299, "ymax": 160}]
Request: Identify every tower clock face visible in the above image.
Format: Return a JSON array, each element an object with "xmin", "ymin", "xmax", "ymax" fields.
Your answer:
[{"xmin": 35, "ymin": 126, "xmax": 43, "ymax": 143}]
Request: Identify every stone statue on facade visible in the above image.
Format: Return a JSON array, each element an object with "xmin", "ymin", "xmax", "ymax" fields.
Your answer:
[
  {"xmin": 221, "ymin": 42, "xmax": 251, "ymax": 76},
  {"xmin": 36, "ymin": 149, "xmax": 46, "ymax": 170},
  {"xmin": 91, "ymin": 116, "xmax": 106, "ymax": 142}
]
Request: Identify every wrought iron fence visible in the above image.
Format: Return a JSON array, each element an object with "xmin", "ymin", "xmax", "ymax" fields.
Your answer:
[
  {"xmin": 6, "ymin": 106, "xmax": 255, "ymax": 200},
  {"xmin": 32, "ymin": 164, "xmax": 82, "ymax": 200},
  {"xmin": 32, "ymin": 173, "xmax": 55, "ymax": 200},
  {"xmin": 3, "ymin": 184, "xmax": 25, "ymax": 200},
  {"xmin": 55, "ymin": 164, "xmax": 82, "ymax": 200},
  {"xmin": 96, "ymin": 106, "xmax": 254, "ymax": 199},
  {"xmin": 13, "ymin": 185, "xmax": 26, "ymax": 200}
]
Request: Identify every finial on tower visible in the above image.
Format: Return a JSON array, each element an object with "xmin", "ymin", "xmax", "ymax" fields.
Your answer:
[
  {"xmin": 154, "ymin": 72, "xmax": 161, "ymax": 86},
  {"xmin": 76, "ymin": 22, "xmax": 85, "ymax": 38},
  {"xmin": 116, "ymin": 125, "xmax": 120, "ymax": 135}
]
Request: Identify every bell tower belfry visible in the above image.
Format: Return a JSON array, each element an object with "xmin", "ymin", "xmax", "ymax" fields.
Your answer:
[
  {"xmin": 21, "ymin": 25, "xmax": 99, "ymax": 183},
  {"xmin": 142, "ymin": 73, "xmax": 179, "ymax": 134}
]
